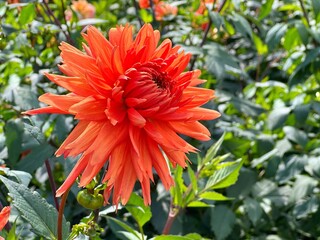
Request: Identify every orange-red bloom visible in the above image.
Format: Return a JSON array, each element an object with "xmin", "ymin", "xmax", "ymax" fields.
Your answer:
[
  {"xmin": 25, "ymin": 24, "xmax": 220, "ymax": 205},
  {"xmin": 65, "ymin": 0, "xmax": 95, "ymax": 21},
  {"xmin": 139, "ymin": 0, "xmax": 159, "ymax": 9},
  {"xmin": 0, "ymin": 206, "xmax": 10, "ymax": 230},
  {"xmin": 154, "ymin": 1, "xmax": 178, "ymax": 21}
]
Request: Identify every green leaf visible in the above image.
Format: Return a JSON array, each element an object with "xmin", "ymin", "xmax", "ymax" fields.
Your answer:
[
  {"xmin": 283, "ymin": 126, "xmax": 308, "ymax": 147},
  {"xmin": 253, "ymin": 33, "xmax": 268, "ymax": 55},
  {"xmin": 202, "ymin": 132, "xmax": 225, "ymax": 165},
  {"xmin": 187, "ymin": 201, "xmax": 210, "ymax": 207},
  {"xmin": 244, "ymin": 198, "xmax": 263, "ymax": 225},
  {"xmin": 209, "ymin": 11, "xmax": 224, "ymax": 30},
  {"xmin": 140, "ymin": 9, "xmax": 153, "ymax": 23},
  {"xmin": 259, "ymin": 0, "xmax": 274, "ymax": 20},
  {"xmin": 267, "ymin": 107, "xmax": 292, "ymax": 130},
  {"xmin": 187, "ymin": 164, "xmax": 198, "ymax": 193},
  {"xmin": 106, "ymin": 216, "xmax": 141, "ymax": 240},
  {"xmin": 16, "ymin": 144, "xmax": 55, "ymax": 173},
  {"xmin": 19, "ymin": 4, "xmax": 36, "ymax": 25},
  {"xmin": 199, "ymin": 191, "xmax": 231, "ymax": 201},
  {"xmin": 0, "ymin": 176, "xmax": 69, "ymax": 240},
  {"xmin": 289, "ymin": 48, "xmax": 320, "ymax": 87},
  {"xmin": 293, "ymin": 196, "xmax": 319, "ymax": 219},
  {"xmin": 265, "ymin": 23, "xmax": 287, "ymax": 50},
  {"xmin": 312, "ymin": 0, "xmax": 320, "ymax": 19},
  {"xmin": 5, "ymin": 119, "xmax": 24, "ymax": 166},
  {"xmin": 154, "ymin": 233, "xmax": 209, "ymax": 240},
  {"xmin": 231, "ymin": 13, "xmax": 253, "ymax": 40},
  {"xmin": 172, "ymin": 165, "xmax": 186, "ymax": 206},
  {"xmin": 205, "ymin": 43, "xmax": 240, "ymax": 79},
  {"xmin": 77, "ymin": 18, "xmax": 107, "ymax": 26},
  {"xmin": 125, "ymin": 193, "xmax": 152, "ymax": 228},
  {"xmin": 205, "ymin": 159, "xmax": 243, "ymax": 190},
  {"xmin": 210, "ymin": 205, "xmax": 235, "ymax": 240}
]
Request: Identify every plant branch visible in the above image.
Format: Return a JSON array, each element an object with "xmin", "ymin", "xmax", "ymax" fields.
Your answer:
[
  {"xmin": 42, "ymin": 1, "xmax": 74, "ymax": 44},
  {"xmin": 189, "ymin": 0, "xmax": 228, "ymax": 70},
  {"xmin": 58, "ymin": 188, "xmax": 70, "ymax": 240},
  {"xmin": 162, "ymin": 203, "xmax": 180, "ymax": 235},
  {"xmin": 132, "ymin": 0, "xmax": 143, "ymax": 27},
  {"xmin": 45, "ymin": 159, "xmax": 59, "ymax": 210},
  {"xmin": 298, "ymin": 0, "xmax": 310, "ymax": 27}
]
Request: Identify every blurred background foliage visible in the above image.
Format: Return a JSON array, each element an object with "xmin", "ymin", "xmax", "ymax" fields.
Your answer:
[{"xmin": 0, "ymin": 0, "xmax": 320, "ymax": 239}]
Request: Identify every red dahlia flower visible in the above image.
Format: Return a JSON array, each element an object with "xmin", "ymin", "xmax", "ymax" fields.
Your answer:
[
  {"xmin": 0, "ymin": 206, "xmax": 10, "ymax": 230},
  {"xmin": 25, "ymin": 24, "xmax": 220, "ymax": 205}
]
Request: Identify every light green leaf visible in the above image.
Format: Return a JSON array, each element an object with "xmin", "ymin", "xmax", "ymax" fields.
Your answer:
[
  {"xmin": 205, "ymin": 159, "xmax": 243, "ymax": 190},
  {"xmin": 202, "ymin": 132, "xmax": 225, "ymax": 165},
  {"xmin": 231, "ymin": 13, "xmax": 253, "ymax": 40},
  {"xmin": 253, "ymin": 33, "xmax": 268, "ymax": 55},
  {"xmin": 187, "ymin": 164, "xmax": 198, "ymax": 194},
  {"xmin": 187, "ymin": 201, "xmax": 210, "ymax": 207},
  {"xmin": 19, "ymin": 4, "xmax": 36, "ymax": 25},
  {"xmin": 283, "ymin": 126, "xmax": 308, "ymax": 147},
  {"xmin": 125, "ymin": 193, "xmax": 152, "ymax": 228},
  {"xmin": 259, "ymin": 0, "xmax": 274, "ymax": 20},
  {"xmin": 0, "ymin": 176, "xmax": 69, "ymax": 240},
  {"xmin": 199, "ymin": 191, "xmax": 231, "ymax": 201}
]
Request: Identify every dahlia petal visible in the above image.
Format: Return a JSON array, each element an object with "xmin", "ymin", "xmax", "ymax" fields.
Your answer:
[
  {"xmin": 69, "ymin": 96, "xmax": 107, "ymax": 121},
  {"xmin": 129, "ymin": 126, "xmax": 153, "ymax": 181},
  {"xmin": 60, "ymin": 42, "xmax": 99, "ymax": 73},
  {"xmin": 181, "ymin": 87, "xmax": 215, "ymax": 108},
  {"xmin": 148, "ymin": 140, "xmax": 174, "ymax": 189},
  {"xmin": 141, "ymin": 177, "xmax": 151, "ymax": 205},
  {"xmin": 145, "ymin": 121, "xmax": 196, "ymax": 153},
  {"xmin": 105, "ymin": 99, "xmax": 127, "ymax": 125},
  {"xmin": 128, "ymin": 108, "xmax": 146, "ymax": 128},
  {"xmin": 56, "ymin": 153, "xmax": 91, "ymax": 197},
  {"xmin": 186, "ymin": 107, "xmax": 221, "ymax": 120},
  {"xmin": 169, "ymin": 121, "xmax": 211, "ymax": 141},
  {"xmin": 44, "ymin": 73, "xmax": 96, "ymax": 96},
  {"xmin": 125, "ymin": 97, "xmax": 147, "ymax": 107},
  {"xmin": 162, "ymin": 146, "xmax": 188, "ymax": 167},
  {"xmin": 56, "ymin": 120, "xmax": 91, "ymax": 157},
  {"xmin": 39, "ymin": 93, "xmax": 85, "ymax": 113},
  {"xmin": 89, "ymin": 122, "xmax": 128, "ymax": 164},
  {"xmin": 23, "ymin": 106, "xmax": 68, "ymax": 115},
  {"xmin": 151, "ymin": 39, "xmax": 172, "ymax": 59},
  {"xmin": 0, "ymin": 206, "xmax": 10, "ymax": 230},
  {"xmin": 65, "ymin": 121, "xmax": 103, "ymax": 156},
  {"xmin": 83, "ymin": 26, "xmax": 113, "ymax": 63}
]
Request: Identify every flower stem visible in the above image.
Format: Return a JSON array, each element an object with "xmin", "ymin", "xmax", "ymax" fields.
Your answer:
[
  {"xmin": 162, "ymin": 204, "xmax": 180, "ymax": 235},
  {"xmin": 45, "ymin": 159, "xmax": 59, "ymax": 210},
  {"xmin": 132, "ymin": 0, "xmax": 143, "ymax": 27},
  {"xmin": 42, "ymin": 1, "xmax": 74, "ymax": 45},
  {"xmin": 58, "ymin": 188, "xmax": 70, "ymax": 240},
  {"xmin": 189, "ymin": 0, "xmax": 228, "ymax": 70}
]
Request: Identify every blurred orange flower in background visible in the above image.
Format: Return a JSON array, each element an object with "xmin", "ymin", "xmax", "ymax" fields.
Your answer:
[
  {"xmin": 154, "ymin": 1, "xmax": 178, "ymax": 20},
  {"xmin": 25, "ymin": 24, "xmax": 220, "ymax": 205},
  {"xmin": 65, "ymin": 0, "xmax": 95, "ymax": 21},
  {"xmin": 0, "ymin": 206, "xmax": 10, "ymax": 231},
  {"xmin": 139, "ymin": 0, "xmax": 159, "ymax": 9}
]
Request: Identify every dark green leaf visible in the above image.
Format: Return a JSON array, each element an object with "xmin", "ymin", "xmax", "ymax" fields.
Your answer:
[
  {"xmin": 0, "ymin": 176, "xmax": 69, "ymax": 239},
  {"xmin": 210, "ymin": 205, "xmax": 236, "ymax": 240},
  {"xmin": 267, "ymin": 107, "xmax": 291, "ymax": 130},
  {"xmin": 5, "ymin": 119, "xmax": 24, "ymax": 166}
]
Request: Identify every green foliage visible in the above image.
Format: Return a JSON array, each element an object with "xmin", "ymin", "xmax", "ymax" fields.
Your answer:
[
  {"xmin": 0, "ymin": 175, "xmax": 69, "ymax": 239},
  {"xmin": 1, "ymin": 0, "xmax": 320, "ymax": 239}
]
